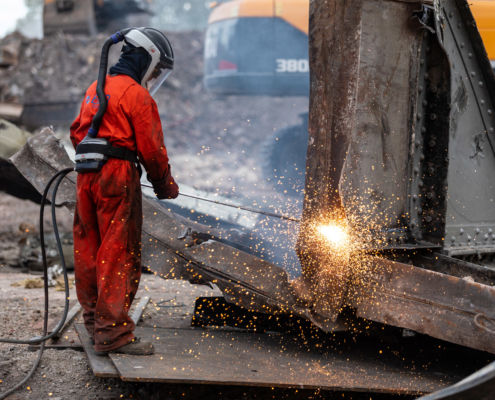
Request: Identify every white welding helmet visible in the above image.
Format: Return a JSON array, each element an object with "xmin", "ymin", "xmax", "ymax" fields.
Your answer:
[{"xmin": 124, "ymin": 27, "xmax": 174, "ymax": 96}]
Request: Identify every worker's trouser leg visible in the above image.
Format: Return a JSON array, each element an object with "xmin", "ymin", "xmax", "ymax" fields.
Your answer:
[{"xmin": 73, "ymin": 159, "xmax": 142, "ymax": 352}]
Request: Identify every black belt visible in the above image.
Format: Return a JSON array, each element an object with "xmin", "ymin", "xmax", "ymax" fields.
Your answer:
[
  {"xmin": 105, "ymin": 146, "xmax": 139, "ymax": 164},
  {"xmin": 76, "ymin": 143, "xmax": 142, "ymax": 176}
]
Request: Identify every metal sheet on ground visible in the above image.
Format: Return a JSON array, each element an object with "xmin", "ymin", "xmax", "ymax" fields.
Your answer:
[
  {"xmin": 109, "ymin": 327, "xmax": 454, "ymax": 394},
  {"xmin": 75, "ymin": 323, "xmax": 119, "ymax": 378}
]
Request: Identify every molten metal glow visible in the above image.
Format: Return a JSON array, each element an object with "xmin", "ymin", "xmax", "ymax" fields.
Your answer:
[{"xmin": 318, "ymin": 224, "xmax": 349, "ymax": 246}]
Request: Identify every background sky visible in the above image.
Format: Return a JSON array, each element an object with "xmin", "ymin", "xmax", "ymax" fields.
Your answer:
[{"xmin": 0, "ymin": 0, "xmax": 28, "ymax": 37}]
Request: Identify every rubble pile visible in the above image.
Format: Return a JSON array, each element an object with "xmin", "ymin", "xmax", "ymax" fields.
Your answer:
[
  {"xmin": 0, "ymin": 30, "xmax": 204, "ymax": 104},
  {"xmin": 0, "ymin": 30, "xmax": 307, "ymax": 156},
  {"xmin": 0, "ymin": 31, "xmax": 110, "ymax": 104}
]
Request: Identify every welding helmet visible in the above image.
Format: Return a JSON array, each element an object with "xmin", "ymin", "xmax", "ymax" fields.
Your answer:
[{"xmin": 123, "ymin": 28, "xmax": 174, "ymax": 96}]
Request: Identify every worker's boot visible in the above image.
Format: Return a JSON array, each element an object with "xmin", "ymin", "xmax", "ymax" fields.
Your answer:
[{"xmin": 110, "ymin": 337, "xmax": 155, "ymax": 356}]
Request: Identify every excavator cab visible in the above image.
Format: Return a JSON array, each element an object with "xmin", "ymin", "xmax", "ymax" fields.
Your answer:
[
  {"xmin": 204, "ymin": 0, "xmax": 495, "ymax": 96},
  {"xmin": 204, "ymin": 0, "xmax": 310, "ymax": 96}
]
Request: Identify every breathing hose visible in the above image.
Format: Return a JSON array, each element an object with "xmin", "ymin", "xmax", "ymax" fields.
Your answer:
[
  {"xmin": 0, "ymin": 167, "xmax": 74, "ymax": 400},
  {"xmin": 88, "ymin": 30, "xmax": 130, "ymax": 138}
]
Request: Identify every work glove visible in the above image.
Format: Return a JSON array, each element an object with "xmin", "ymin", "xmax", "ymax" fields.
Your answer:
[{"xmin": 148, "ymin": 165, "xmax": 179, "ymax": 200}]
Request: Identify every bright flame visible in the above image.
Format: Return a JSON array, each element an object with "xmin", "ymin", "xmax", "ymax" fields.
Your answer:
[{"xmin": 318, "ymin": 224, "xmax": 349, "ymax": 246}]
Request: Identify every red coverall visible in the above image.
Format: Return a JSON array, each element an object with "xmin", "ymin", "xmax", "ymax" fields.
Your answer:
[{"xmin": 70, "ymin": 74, "xmax": 170, "ymax": 352}]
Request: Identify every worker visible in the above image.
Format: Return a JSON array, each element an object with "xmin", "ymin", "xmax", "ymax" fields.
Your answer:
[{"xmin": 69, "ymin": 28, "xmax": 179, "ymax": 355}]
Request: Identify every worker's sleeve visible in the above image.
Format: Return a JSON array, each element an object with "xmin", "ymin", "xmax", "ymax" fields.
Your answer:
[
  {"xmin": 129, "ymin": 90, "xmax": 170, "ymax": 182},
  {"xmin": 70, "ymin": 99, "xmax": 85, "ymax": 149}
]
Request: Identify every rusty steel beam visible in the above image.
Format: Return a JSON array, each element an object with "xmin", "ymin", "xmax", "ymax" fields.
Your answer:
[
  {"xmin": 349, "ymin": 257, "xmax": 495, "ymax": 354},
  {"xmin": 297, "ymin": 0, "xmax": 430, "ymax": 320},
  {"xmin": 295, "ymin": 0, "xmax": 362, "ymax": 321}
]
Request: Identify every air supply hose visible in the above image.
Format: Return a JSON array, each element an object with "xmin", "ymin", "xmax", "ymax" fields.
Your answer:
[
  {"xmin": 88, "ymin": 30, "xmax": 130, "ymax": 138},
  {"xmin": 0, "ymin": 167, "xmax": 74, "ymax": 400}
]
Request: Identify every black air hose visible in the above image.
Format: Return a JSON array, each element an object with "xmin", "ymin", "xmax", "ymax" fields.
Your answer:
[
  {"xmin": 88, "ymin": 30, "xmax": 131, "ymax": 138},
  {"xmin": 0, "ymin": 167, "xmax": 73, "ymax": 400}
]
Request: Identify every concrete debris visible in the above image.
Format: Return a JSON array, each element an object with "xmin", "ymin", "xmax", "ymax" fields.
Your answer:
[
  {"xmin": 46, "ymin": 264, "xmax": 63, "ymax": 287},
  {"xmin": 0, "ymin": 32, "xmax": 22, "ymax": 68}
]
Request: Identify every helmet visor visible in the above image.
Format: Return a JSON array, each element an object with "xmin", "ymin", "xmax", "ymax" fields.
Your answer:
[{"xmin": 146, "ymin": 61, "xmax": 172, "ymax": 97}]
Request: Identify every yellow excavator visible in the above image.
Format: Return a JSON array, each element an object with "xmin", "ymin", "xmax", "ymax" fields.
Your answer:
[
  {"xmin": 204, "ymin": 0, "xmax": 495, "ymax": 193},
  {"xmin": 43, "ymin": 0, "xmax": 152, "ymax": 36}
]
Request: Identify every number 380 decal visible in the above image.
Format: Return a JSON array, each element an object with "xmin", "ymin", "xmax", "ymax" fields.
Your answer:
[{"xmin": 276, "ymin": 59, "xmax": 309, "ymax": 73}]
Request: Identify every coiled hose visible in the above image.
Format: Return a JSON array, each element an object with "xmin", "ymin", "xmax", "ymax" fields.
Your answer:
[{"xmin": 0, "ymin": 167, "xmax": 74, "ymax": 399}]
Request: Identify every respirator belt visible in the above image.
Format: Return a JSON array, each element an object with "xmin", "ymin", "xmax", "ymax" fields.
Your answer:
[{"xmin": 76, "ymin": 143, "xmax": 139, "ymax": 164}]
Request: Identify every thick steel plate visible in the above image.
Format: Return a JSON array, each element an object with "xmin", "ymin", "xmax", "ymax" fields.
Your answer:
[{"xmin": 110, "ymin": 326, "xmax": 458, "ymax": 394}]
